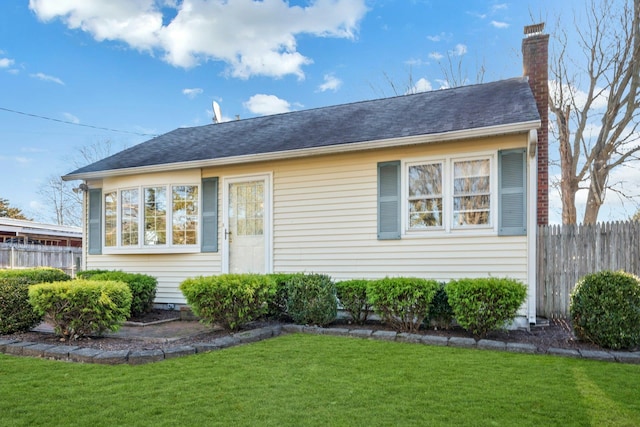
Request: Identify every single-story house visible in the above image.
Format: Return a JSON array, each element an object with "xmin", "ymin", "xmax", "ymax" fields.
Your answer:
[
  {"xmin": 63, "ymin": 25, "xmax": 549, "ymax": 326},
  {"xmin": 0, "ymin": 218, "xmax": 82, "ymax": 247}
]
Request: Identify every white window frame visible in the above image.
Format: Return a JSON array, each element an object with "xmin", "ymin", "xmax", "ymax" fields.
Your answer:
[
  {"xmin": 403, "ymin": 151, "xmax": 497, "ymax": 236},
  {"xmin": 102, "ymin": 183, "xmax": 201, "ymax": 254}
]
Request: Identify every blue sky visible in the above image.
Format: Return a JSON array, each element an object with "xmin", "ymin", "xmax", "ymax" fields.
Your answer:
[{"xmin": 1, "ymin": 0, "xmax": 633, "ymax": 224}]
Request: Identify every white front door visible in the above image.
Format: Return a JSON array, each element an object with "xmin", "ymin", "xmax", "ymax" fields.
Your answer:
[{"xmin": 223, "ymin": 175, "xmax": 271, "ymax": 274}]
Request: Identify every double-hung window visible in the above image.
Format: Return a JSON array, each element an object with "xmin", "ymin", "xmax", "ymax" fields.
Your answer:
[{"xmin": 406, "ymin": 155, "xmax": 493, "ymax": 233}]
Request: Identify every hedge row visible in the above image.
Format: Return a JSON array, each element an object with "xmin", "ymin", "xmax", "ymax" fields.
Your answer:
[{"xmin": 180, "ymin": 273, "xmax": 527, "ymax": 337}]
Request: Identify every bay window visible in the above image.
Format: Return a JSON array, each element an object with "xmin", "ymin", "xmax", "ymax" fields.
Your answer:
[{"xmin": 103, "ymin": 184, "xmax": 199, "ymax": 250}]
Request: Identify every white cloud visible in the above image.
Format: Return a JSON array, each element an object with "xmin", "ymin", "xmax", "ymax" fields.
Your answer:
[
  {"xmin": 317, "ymin": 74, "xmax": 342, "ymax": 92},
  {"xmin": 244, "ymin": 94, "xmax": 292, "ymax": 115},
  {"xmin": 451, "ymin": 44, "xmax": 467, "ymax": 56},
  {"xmin": 491, "ymin": 3, "xmax": 508, "ymax": 12},
  {"xmin": 29, "ymin": 0, "xmax": 368, "ymax": 79},
  {"xmin": 30, "ymin": 72, "xmax": 64, "ymax": 85},
  {"xmin": 490, "ymin": 20, "xmax": 509, "ymax": 29},
  {"xmin": 62, "ymin": 112, "xmax": 80, "ymax": 124},
  {"xmin": 182, "ymin": 88, "xmax": 203, "ymax": 99},
  {"xmin": 409, "ymin": 78, "xmax": 432, "ymax": 93},
  {"xmin": 426, "ymin": 32, "xmax": 451, "ymax": 42},
  {"xmin": 428, "ymin": 51, "xmax": 443, "ymax": 61},
  {"xmin": 549, "ymin": 80, "xmax": 609, "ymax": 111},
  {"xmin": 0, "ymin": 58, "xmax": 14, "ymax": 68}
]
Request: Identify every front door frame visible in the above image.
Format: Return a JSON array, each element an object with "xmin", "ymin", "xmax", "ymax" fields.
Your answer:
[{"xmin": 221, "ymin": 172, "xmax": 273, "ymax": 274}]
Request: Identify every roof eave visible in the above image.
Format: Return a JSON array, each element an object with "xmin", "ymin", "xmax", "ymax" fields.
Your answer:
[{"xmin": 62, "ymin": 119, "xmax": 541, "ymax": 182}]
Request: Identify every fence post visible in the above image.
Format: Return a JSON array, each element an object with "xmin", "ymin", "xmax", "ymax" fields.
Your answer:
[{"xmin": 10, "ymin": 246, "xmax": 14, "ymax": 269}]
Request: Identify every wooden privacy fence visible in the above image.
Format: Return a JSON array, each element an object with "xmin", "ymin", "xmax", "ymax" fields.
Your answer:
[
  {"xmin": 537, "ymin": 221, "xmax": 640, "ymax": 318},
  {"xmin": 0, "ymin": 243, "xmax": 82, "ymax": 277}
]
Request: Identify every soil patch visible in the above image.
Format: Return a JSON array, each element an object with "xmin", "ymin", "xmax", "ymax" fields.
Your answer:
[{"xmin": 1, "ymin": 312, "xmax": 613, "ymax": 354}]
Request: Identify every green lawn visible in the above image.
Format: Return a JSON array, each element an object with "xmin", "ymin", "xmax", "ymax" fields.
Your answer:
[{"xmin": 1, "ymin": 334, "xmax": 639, "ymax": 426}]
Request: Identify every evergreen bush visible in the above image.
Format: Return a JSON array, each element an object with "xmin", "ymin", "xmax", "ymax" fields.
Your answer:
[
  {"xmin": 428, "ymin": 282, "xmax": 454, "ymax": 329},
  {"xmin": 335, "ymin": 279, "xmax": 372, "ymax": 325},
  {"xmin": 286, "ymin": 274, "xmax": 337, "ymax": 326},
  {"xmin": 180, "ymin": 274, "xmax": 275, "ymax": 331},
  {"xmin": 87, "ymin": 271, "xmax": 157, "ymax": 318},
  {"xmin": 0, "ymin": 267, "xmax": 70, "ymax": 334},
  {"xmin": 28, "ymin": 279, "xmax": 132, "ymax": 340},
  {"xmin": 570, "ymin": 270, "xmax": 640, "ymax": 350},
  {"xmin": 445, "ymin": 278, "xmax": 527, "ymax": 338},
  {"xmin": 367, "ymin": 277, "xmax": 439, "ymax": 332}
]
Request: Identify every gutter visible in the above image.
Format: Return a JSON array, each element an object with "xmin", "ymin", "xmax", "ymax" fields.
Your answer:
[{"xmin": 62, "ymin": 120, "xmax": 541, "ymax": 181}]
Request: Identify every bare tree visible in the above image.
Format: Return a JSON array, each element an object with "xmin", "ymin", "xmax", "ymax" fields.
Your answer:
[
  {"xmin": 549, "ymin": 0, "xmax": 640, "ymax": 224},
  {"xmin": 38, "ymin": 140, "xmax": 118, "ymax": 226}
]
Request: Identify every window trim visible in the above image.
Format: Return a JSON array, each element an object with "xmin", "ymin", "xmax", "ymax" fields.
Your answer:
[
  {"xmin": 102, "ymin": 183, "xmax": 201, "ymax": 254},
  {"xmin": 403, "ymin": 151, "xmax": 497, "ymax": 236}
]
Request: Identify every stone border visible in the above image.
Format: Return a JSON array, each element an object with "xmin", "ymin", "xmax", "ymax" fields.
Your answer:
[{"xmin": 1, "ymin": 324, "xmax": 639, "ymax": 365}]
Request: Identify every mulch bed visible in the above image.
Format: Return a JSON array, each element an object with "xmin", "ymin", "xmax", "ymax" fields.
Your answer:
[{"xmin": 1, "ymin": 311, "xmax": 610, "ymax": 353}]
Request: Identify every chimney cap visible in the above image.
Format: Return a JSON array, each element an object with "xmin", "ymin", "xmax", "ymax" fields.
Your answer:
[{"xmin": 524, "ymin": 23, "xmax": 545, "ymax": 37}]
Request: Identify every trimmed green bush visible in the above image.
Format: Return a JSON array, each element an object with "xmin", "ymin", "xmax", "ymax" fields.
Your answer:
[
  {"xmin": 87, "ymin": 271, "xmax": 157, "ymax": 318},
  {"xmin": 28, "ymin": 280, "xmax": 132, "ymax": 340},
  {"xmin": 367, "ymin": 277, "xmax": 439, "ymax": 332},
  {"xmin": 180, "ymin": 274, "xmax": 276, "ymax": 331},
  {"xmin": 335, "ymin": 279, "xmax": 372, "ymax": 325},
  {"xmin": 570, "ymin": 270, "xmax": 640, "ymax": 350},
  {"xmin": 265, "ymin": 273, "xmax": 303, "ymax": 320},
  {"xmin": 445, "ymin": 278, "xmax": 527, "ymax": 338},
  {"xmin": 428, "ymin": 282, "xmax": 454, "ymax": 329},
  {"xmin": 0, "ymin": 268, "xmax": 70, "ymax": 334},
  {"xmin": 286, "ymin": 274, "xmax": 337, "ymax": 326}
]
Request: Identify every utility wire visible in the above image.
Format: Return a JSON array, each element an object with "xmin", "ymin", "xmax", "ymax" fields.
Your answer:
[{"xmin": 0, "ymin": 106, "xmax": 159, "ymax": 137}]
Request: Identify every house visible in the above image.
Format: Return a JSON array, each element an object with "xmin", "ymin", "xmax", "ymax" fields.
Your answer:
[
  {"xmin": 0, "ymin": 218, "xmax": 82, "ymax": 247},
  {"xmin": 63, "ymin": 25, "xmax": 549, "ymax": 326}
]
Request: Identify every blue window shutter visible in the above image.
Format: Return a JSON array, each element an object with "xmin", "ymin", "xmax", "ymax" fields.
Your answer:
[
  {"xmin": 201, "ymin": 177, "xmax": 219, "ymax": 252},
  {"xmin": 498, "ymin": 149, "xmax": 527, "ymax": 236},
  {"xmin": 378, "ymin": 161, "xmax": 401, "ymax": 240},
  {"xmin": 88, "ymin": 188, "xmax": 102, "ymax": 255}
]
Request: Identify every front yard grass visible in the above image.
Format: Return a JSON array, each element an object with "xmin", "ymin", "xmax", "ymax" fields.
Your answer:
[{"xmin": 1, "ymin": 334, "xmax": 639, "ymax": 426}]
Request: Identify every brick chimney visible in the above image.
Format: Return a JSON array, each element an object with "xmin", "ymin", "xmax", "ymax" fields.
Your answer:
[{"xmin": 522, "ymin": 23, "xmax": 549, "ymax": 226}]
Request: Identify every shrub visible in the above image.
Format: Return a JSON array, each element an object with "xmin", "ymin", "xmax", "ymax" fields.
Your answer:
[
  {"xmin": 180, "ymin": 274, "xmax": 275, "ymax": 331},
  {"xmin": 286, "ymin": 274, "xmax": 337, "ymax": 326},
  {"xmin": 445, "ymin": 278, "xmax": 527, "ymax": 338},
  {"xmin": 570, "ymin": 270, "xmax": 640, "ymax": 350},
  {"xmin": 367, "ymin": 277, "xmax": 439, "ymax": 333},
  {"xmin": 265, "ymin": 273, "xmax": 303, "ymax": 321},
  {"xmin": 87, "ymin": 271, "xmax": 157, "ymax": 318},
  {"xmin": 0, "ymin": 268, "xmax": 70, "ymax": 334},
  {"xmin": 335, "ymin": 279, "xmax": 372, "ymax": 325},
  {"xmin": 28, "ymin": 280, "xmax": 132, "ymax": 340},
  {"xmin": 428, "ymin": 282, "xmax": 454, "ymax": 329},
  {"xmin": 75, "ymin": 270, "xmax": 110, "ymax": 279}
]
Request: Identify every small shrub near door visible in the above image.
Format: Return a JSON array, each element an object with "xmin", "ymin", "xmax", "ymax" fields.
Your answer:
[
  {"xmin": 335, "ymin": 279, "xmax": 372, "ymax": 325},
  {"xmin": 286, "ymin": 274, "xmax": 337, "ymax": 326},
  {"xmin": 265, "ymin": 273, "xmax": 304, "ymax": 321},
  {"xmin": 180, "ymin": 274, "xmax": 276, "ymax": 331},
  {"xmin": 570, "ymin": 270, "xmax": 640, "ymax": 350},
  {"xmin": 28, "ymin": 279, "xmax": 132, "ymax": 340},
  {"xmin": 445, "ymin": 278, "xmax": 527, "ymax": 338},
  {"xmin": 367, "ymin": 277, "xmax": 440, "ymax": 333},
  {"xmin": 0, "ymin": 267, "xmax": 70, "ymax": 334}
]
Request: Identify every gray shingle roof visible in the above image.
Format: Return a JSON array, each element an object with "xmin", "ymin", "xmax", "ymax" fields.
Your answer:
[{"xmin": 65, "ymin": 77, "xmax": 539, "ymax": 178}]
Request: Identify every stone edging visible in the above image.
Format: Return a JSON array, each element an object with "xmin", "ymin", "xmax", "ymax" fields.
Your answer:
[{"xmin": 1, "ymin": 324, "xmax": 639, "ymax": 365}]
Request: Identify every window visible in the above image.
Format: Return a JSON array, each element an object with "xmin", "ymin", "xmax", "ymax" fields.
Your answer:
[
  {"xmin": 103, "ymin": 184, "xmax": 199, "ymax": 250},
  {"xmin": 408, "ymin": 162, "xmax": 443, "ymax": 229},
  {"xmin": 406, "ymin": 155, "xmax": 493, "ymax": 233},
  {"xmin": 144, "ymin": 187, "xmax": 166, "ymax": 245},
  {"xmin": 452, "ymin": 159, "xmax": 490, "ymax": 227},
  {"xmin": 104, "ymin": 191, "xmax": 117, "ymax": 247}
]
